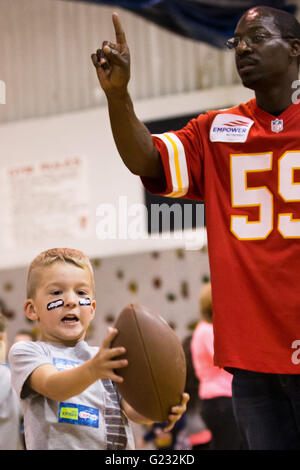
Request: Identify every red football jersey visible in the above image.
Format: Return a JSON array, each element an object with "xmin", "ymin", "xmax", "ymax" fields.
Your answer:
[{"xmin": 142, "ymin": 98, "xmax": 300, "ymax": 373}]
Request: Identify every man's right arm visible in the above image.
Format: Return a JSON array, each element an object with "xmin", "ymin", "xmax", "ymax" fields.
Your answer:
[{"xmin": 91, "ymin": 13, "xmax": 164, "ymax": 180}]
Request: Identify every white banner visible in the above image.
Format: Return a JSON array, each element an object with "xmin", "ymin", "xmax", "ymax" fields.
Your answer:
[{"xmin": 1, "ymin": 156, "xmax": 91, "ymax": 250}]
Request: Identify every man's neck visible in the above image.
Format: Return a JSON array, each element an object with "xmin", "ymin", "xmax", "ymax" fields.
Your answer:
[{"xmin": 254, "ymin": 78, "xmax": 296, "ymax": 116}]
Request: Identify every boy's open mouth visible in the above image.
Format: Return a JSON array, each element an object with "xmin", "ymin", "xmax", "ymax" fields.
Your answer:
[{"xmin": 61, "ymin": 314, "xmax": 79, "ymax": 323}]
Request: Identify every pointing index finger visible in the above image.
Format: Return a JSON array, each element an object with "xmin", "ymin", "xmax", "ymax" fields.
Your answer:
[{"xmin": 112, "ymin": 12, "xmax": 127, "ymax": 45}]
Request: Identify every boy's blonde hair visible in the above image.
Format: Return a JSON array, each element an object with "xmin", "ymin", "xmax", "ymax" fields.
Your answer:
[
  {"xmin": 27, "ymin": 248, "xmax": 95, "ymax": 299},
  {"xmin": 199, "ymin": 282, "xmax": 213, "ymax": 323}
]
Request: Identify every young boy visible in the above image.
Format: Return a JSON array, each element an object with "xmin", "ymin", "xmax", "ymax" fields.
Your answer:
[{"xmin": 9, "ymin": 248, "xmax": 188, "ymax": 450}]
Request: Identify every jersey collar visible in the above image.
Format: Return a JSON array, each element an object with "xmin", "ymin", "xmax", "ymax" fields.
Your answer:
[{"xmin": 250, "ymin": 98, "xmax": 299, "ymax": 123}]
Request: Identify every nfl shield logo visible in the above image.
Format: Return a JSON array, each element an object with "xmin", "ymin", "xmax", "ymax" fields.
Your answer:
[{"xmin": 271, "ymin": 119, "xmax": 283, "ymax": 133}]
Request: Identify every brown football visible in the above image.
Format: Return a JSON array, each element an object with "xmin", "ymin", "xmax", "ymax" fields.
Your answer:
[{"xmin": 111, "ymin": 303, "xmax": 186, "ymax": 422}]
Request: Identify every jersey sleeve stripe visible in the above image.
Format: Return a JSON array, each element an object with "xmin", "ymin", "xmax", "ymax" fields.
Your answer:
[{"xmin": 152, "ymin": 132, "xmax": 189, "ymax": 197}]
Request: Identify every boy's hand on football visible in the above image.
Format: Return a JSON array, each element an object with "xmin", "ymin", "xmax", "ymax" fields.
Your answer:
[
  {"xmin": 164, "ymin": 392, "xmax": 190, "ymax": 432},
  {"xmin": 91, "ymin": 327, "xmax": 128, "ymax": 383}
]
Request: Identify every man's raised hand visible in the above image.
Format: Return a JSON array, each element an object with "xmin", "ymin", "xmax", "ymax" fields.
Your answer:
[{"xmin": 91, "ymin": 13, "xmax": 130, "ymax": 96}]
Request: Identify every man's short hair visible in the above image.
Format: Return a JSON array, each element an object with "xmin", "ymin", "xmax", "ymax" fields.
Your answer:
[
  {"xmin": 251, "ymin": 6, "xmax": 300, "ymax": 40},
  {"xmin": 27, "ymin": 248, "xmax": 95, "ymax": 299},
  {"xmin": 241, "ymin": 7, "xmax": 300, "ymax": 66}
]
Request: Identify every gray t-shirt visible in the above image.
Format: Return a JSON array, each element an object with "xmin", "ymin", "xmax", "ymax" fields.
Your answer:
[
  {"xmin": 0, "ymin": 364, "xmax": 21, "ymax": 450},
  {"xmin": 9, "ymin": 340, "xmax": 135, "ymax": 450}
]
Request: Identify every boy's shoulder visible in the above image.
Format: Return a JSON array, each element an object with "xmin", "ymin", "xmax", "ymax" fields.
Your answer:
[
  {"xmin": 9, "ymin": 340, "xmax": 99, "ymax": 373},
  {"xmin": 9, "ymin": 340, "xmax": 50, "ymax": 357},
  {"xmin": 10, "ymin": 339, "xmax": 99, "ymax": 359}
]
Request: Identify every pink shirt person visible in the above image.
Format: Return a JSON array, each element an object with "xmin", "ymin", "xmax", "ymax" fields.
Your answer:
[
  {"xmin": 191, "ymin": 321, "xmax": 232, "ymax": 399},
  {"xmin": 191, "ymin": 282, "xmax": 232, "ymax": 400}
]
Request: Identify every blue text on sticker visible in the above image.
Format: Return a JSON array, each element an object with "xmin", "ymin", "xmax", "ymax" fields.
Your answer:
[
  {"xmin": 58, "ymin": 402, "xmax": 99, "ymax": 428},
  {"xmin": 47, "ymin": 299, "xmax": 64, "ymax": 310},
  {"xmin": 79, "ymin": 297, "xmax": 91, "ymax": 306},
  {"xmin": 53, "ymin": 357, "xmax": 81, "ymax": 371}
]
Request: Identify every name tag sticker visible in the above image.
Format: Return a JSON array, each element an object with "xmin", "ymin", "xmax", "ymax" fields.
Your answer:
[
  {"xmin": 58, "ymin": 402, "xmax": 99, "ymax": 428},
  {"xmin": 53, "ymin": 357, "xmax": 81, "ymax": 371}
]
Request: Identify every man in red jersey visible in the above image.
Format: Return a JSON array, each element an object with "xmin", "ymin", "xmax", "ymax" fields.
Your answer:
[{"xmin": 92, "ymin": 7, "xmax": 300, "ymax": 449}]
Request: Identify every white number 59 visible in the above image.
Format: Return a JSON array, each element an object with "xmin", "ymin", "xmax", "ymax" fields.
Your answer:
[{"xmin": 230, "ymin": 151, "xmax": 300, "ymax": 240}]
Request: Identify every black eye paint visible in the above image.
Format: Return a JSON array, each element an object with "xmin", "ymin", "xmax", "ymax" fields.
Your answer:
[
  {"xmin": 79, "ymin": 298, "xmax": 91, "ymax": 306},
  {"xmin": 47, "ymin": 299, "xmax": 64, "ymax": 310}
]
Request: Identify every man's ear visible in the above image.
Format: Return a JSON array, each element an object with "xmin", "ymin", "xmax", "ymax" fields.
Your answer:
[
  {"xmin": 24, "ymin": 299, "xmax": 38, "ymax": 322},
  {"xmin": 289, "ymin": 38, "xmax": 300, "ymax": 62}
]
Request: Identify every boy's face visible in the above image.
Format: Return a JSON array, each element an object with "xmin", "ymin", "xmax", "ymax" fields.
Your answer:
[{"xmin": 25, "ymin": 262, "xmax": 96, "ymax": 346}]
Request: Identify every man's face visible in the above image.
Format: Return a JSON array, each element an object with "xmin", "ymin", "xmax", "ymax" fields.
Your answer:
[
  {"xmin": 25, "ymin": 262, "xmax": 96, "ymax": 346},
  {"xmin": 234, "ymin": 9, "xmax": 292, "ymax": 89}
]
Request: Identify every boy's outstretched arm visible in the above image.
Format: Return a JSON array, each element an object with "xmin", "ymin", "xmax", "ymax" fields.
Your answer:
[
  {"xmin": 122, "ymin": 393, "xmax": 190, "ymax": 431},
  {"xmin": 91, "ymin": 13, "xmax": 164, "ymax": 180},
  {"xmin": 27, "ymin": 328, "xmax": 127, "ymax": 402}
]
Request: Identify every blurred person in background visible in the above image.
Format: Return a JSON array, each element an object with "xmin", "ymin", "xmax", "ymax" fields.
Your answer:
[
  {"xmin": 13, "ymin": 327, "xmax": 37, "ymax": 447},
  {"xmin": 191, "ymin": 283, "xmax": 244, "ymax": 450},
  {"xmin": 0, "ymin": 313, "xmax": 22, "ymax": 450},
  {"xmin": 174, "ymin": 335, "xmax": 212, "ymax": 450},
  {"xmin": 14, "ymin": 328, "xmax": 37, "ymax": 344}
]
